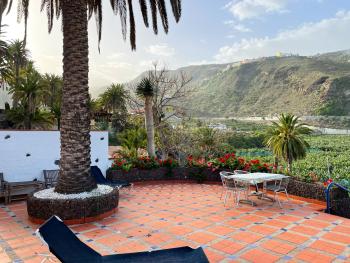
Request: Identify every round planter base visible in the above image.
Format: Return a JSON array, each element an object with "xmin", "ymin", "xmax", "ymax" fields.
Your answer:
[{"xmin": 27, "ymin": 187, "xmax": 119, "ymax": 224}]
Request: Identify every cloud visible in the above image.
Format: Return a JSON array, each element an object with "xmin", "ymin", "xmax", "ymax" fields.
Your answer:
[
  {"xmin": 226, "ymin": 0, "xmax": 289, "ymax": 20},
  {"xmin": 145, "ymin": 43, "xmax": 175, "ymax": 57},
  {"xmin": 224, "ymin": 20, "xmax": 252, "ymax": 32},
  {"xmin": 214, "ymin": 10, "xmax": 350, "ymax": 63}
]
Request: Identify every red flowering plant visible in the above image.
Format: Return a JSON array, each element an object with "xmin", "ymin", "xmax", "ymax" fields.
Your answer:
[
  {"xmin": 186, "ymin": 155, "xmax": 208, "ymax": 168},
  {"xmin": 158, "ymin": 158, "xmax": 179, "ymax": 168},
  {"xmin": 246, "ymin": 159, "xmax": 271, "ymax": 173},
  {"xmin": 133, "ymin": 156, "xmax": 160, "ymax": 170},
  {"xmin": 209, "ymin": 153, "xmax": 246, "ymax": 171},
  {"xmin": 323, "ymin": 178, "xmax": 333, "ymax": 188},
  {"xmin": 110, "ymin": 158, "xmax": 133, "ymax": 172}
]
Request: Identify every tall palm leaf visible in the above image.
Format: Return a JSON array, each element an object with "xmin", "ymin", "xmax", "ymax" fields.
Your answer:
[
  {"xmin": 2, "ymin": 0, "xmax": 182, "ymax": 194},
  {"xmin": 265, "ymin": 113, "xmax": 312, "ymax": 173}
]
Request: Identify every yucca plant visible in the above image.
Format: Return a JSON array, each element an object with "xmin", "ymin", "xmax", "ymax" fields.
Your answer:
[
  {"xmin": 136, "ymin": 77, "xmax": 156, "ymax": 157},
  {"xmin": 265, "ymin": 113, "xmax": 312, "ymax": 173}
]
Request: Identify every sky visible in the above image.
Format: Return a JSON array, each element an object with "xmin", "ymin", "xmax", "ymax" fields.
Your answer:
[{"xmin": 2, "ymin": 0, "xmax": 350, "ymax": 96}]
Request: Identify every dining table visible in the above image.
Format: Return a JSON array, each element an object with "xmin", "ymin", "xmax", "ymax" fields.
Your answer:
[{"xmin": 227, "ymin": 172, "xmax": 289, "ymax": 206}]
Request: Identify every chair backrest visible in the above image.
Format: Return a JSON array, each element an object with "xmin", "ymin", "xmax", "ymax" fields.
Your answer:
[
  {"xmin": 222, "ymin": 175, "xmax": 236, "ymax": 189},
  {"xmin": 38, "ymin": 216, "xmax": 102, "ymax": 263},
  {"xmin": 279, "ymin": 176, "xmax": 290, "ymax": 189},
  {"xmin": 43, "ymin": 170, "xmax": 59, "ymax": 188},
  {"xmin": 219, "ymin": 171, "xmax": 234, "ymax": 188},
  {"xmin": 91, "ymin": 166, "xmax": 108, "ymax": 184}
]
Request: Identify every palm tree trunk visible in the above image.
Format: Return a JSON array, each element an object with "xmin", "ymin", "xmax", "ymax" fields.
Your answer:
[
  {"xmin": 55, "ymin": 0, "xmax": 97, "ymax": 194},
  {"xmin": 145, "ymin": 96, "xmax": 156, "ymax": 157}
]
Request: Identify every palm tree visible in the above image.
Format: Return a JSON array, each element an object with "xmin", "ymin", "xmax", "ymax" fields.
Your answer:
[
  {"xmin": 41, "ymin": 73, "xmax": 63, "ymax": 129},
  {"xmin": 136, "ymin": 77, "xmax": 156, "ymax": 157},
  {"xmin": 0, "ymin": 25, "xmax": 10, "ymax": 81},
  {"xmin": 99, "ymin": 84, "xmax": 128, "ymax": 132},
  {"xmin": 9, "ymin": 63, "xmax": 46, "ymax": 129},
  {"xmin": 2, "ymin": 0, "xmax": 182, "ymax": 194},
  {"xmin": 7, "ymin": 40, "xmax": 29, "ymax": 84},
  {"xmin": 265, "ymin": 113, "xmax": 312, "ymax": 173},
  {"xmin": 100, "ymin": 84, "xmax": 127, "ymax": 114}
]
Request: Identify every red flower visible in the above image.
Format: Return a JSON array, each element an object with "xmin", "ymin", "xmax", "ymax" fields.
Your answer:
[
  {"xmin": 250, "ymin": 159, "xmax": 260, "ymax": 165},
  {"xmin": 238, "ymin": 157, "xmax": 245, "ymax": 164}
]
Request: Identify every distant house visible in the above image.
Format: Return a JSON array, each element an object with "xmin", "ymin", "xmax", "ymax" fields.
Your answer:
[{"xmin": 0, "ymin": 81, "xmax": 12, "ymax": 110}]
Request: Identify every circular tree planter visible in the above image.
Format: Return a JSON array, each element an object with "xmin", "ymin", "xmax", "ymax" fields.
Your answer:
[{"xmin": 27, "ymin": 185, "xmax": 119, "ymax": 224}]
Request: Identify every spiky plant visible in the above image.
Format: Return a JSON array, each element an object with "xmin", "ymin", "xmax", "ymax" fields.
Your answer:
[{"xmin": 136, "ymin": 77, "xmax": 156, "ymax": 157}]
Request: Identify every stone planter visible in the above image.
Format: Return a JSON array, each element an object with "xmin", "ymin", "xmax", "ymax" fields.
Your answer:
[
  {"xmin": 107, "ymin": 167, "xmax": 221, "ymax": 183},
  {"xmin": 27, "ymin": 188, "xmax": 119, "ymax": 224},
  {"xmin": 287, "ymin": 178, "xmax": 326, "ymax": 201}
]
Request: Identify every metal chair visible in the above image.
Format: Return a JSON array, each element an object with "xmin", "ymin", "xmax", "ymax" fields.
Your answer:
[
  {"xmin": 264, "ymin": 177, "xmax": 290, "ymax": 208},
  {"xmin": 220, "ymin": 171, "xmax": 250, "ymax": 206},
  {"xmin": 219, "ymin": 171, "xmax": 231, "ymax": 199},
  {"xmin": 43, "ymin": 170, "xmax": 59, "ymax": 189}
]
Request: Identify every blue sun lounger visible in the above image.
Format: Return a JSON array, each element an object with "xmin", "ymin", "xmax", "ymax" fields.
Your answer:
[{"xmin": 37, "ymin": 216, "xmax": 209, "ymax": 263}]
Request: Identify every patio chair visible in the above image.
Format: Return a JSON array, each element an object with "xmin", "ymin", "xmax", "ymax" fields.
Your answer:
[
  {"xmin": 91, "ymin": 166, "xmax": 133, "ymax": 190},
  {"xmin": 220, "ymin": 172, "xmax": 249, "ymax": 206},
  {"xmin": 43, "ymin": 170, "xmax": 59, "ymax": 188},
  {"xmin": 264, "ymin": 177, "xmax": 290, "ymax": 208},
  {"xmin": 37, "ymin": 216, "xmax": 209, "ymax": 263},
  {"xmin": 219, "ymin": 171, "xmax": 232, "ymax": 199}
]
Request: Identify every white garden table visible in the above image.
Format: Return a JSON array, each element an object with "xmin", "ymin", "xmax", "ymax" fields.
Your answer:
[{"xmin": 227, "ymin": 172, "xmax": 289, "ymax": 206}]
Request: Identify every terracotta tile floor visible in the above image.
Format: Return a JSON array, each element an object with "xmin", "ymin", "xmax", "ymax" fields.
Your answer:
[{"xmin": 1, "ymin": 182, "xmax": 350, "ymax": 263}]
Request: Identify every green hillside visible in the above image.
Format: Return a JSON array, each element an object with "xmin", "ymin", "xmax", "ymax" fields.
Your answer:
[{"xmin": 131, "ymin": 51, "xmax": 350, "ymax": 117}]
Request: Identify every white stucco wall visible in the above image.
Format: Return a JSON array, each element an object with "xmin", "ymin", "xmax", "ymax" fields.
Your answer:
[{"xmin": 0, "ymin": 130, "xmax": 109, "ymax": 182}]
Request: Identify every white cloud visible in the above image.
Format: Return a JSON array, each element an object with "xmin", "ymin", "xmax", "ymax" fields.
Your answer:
[
  {"xmin": 226, "ymin": 0, "xmax": 289, "ymax": 20},
  {"xmin": 145, "ymin": 43, "xmax": 175, "ymax": 57},
  {"xmin": 224, "ymin": 20, "xmax": 252, "ymax": 32},
  {"xmin": 215, "ymin": 10, "xmax": 350, "ymax": 63}
]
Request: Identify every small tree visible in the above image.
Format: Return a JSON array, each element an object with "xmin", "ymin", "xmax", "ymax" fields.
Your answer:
[
  {"xmin": 265, "ymin": 113, "xmax": 312, "ymax": 173},
  {"xmin": 136, "ymin": 78, "xmax": 156, "ymax": 157}
]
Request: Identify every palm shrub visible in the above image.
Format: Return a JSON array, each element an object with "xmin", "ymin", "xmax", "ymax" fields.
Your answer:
[{"xmin": 264, "ymin": 113, "xmax": 312, "ymax": 173}]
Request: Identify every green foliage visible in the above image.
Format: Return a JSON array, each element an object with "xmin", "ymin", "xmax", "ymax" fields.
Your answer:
[
  {"xmin": 227, "ymin": 133, "xmax": 265, "ymax": 149},
  {"xmin": 117, "ymin": 128, "xmax": 147, "ymax": 158},
  {"xmin": 136, "ymin": 77, "xmax": 154, "ymax": 98}
]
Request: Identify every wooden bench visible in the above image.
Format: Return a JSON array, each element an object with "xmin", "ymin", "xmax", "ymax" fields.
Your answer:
[{"xmin": 5, "ymin": 180, "xmax": 44, "ymax": 204}]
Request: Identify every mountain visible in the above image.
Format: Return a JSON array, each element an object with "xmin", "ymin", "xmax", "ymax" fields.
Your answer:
[{"xmin": 130, "ymin": 50, "xmax": 350, "ymax": 117}]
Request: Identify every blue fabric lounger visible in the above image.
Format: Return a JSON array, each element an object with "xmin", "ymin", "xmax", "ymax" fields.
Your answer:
[
  {"xmin": 91, "ymin": 166, "xmax": 131, "ymax": 189},
  {"xmin": 37, "ymin": 216, "xmax": 209, "ymax": 263}
]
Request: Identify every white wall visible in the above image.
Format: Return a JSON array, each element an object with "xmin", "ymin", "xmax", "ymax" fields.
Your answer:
[
  {"xmin": 0, "ymin": 131, "xmax": 109, "ymax": 182},
  {"xmin": 0, "ymin": 82, "xmax": 12, "ymax": 109}
]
